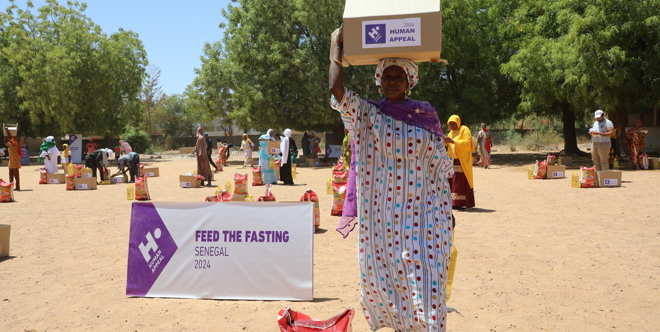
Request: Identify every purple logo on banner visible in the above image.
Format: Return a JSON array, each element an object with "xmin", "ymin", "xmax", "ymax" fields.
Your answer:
[
  {"xmin": 126, "ymin": 203, "xmax": 178, "ymax": 296},
  {"xmin": 68, "ymin": 134, "xmax": 78, "ymax": 145},
  {"xmin": 365, "ymin": 24, "xmax": 386, "ymax": 44}
]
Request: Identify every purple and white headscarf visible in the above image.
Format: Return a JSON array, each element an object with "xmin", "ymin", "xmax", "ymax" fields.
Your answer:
[{"xmin": 374, "ymin": 58, "xmax": 419, "ymax": 90}]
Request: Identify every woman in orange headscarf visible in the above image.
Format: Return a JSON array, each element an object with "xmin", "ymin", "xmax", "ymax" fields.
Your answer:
[{"xmin": 445, "ymin": 115, "xmax": 475, "ymax": 209}]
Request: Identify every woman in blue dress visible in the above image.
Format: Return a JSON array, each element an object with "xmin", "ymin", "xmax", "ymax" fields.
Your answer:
[{"xmin": 258, "ymin": 129, "xmax": 277, "ymax": 184}]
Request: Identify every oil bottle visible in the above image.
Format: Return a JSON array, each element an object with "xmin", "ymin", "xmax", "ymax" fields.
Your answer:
[
  {"xmin": 571, "ymin": 171, "xmax": 580, "ymax": 188},
  {"xmin": 126, "ymin": 184, "xmax": 135, "ymax": 200}
]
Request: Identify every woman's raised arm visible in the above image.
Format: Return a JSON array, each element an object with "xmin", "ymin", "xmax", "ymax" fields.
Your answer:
[{"xmin": 329, "ymin": 25, "xmax": 344, "ymax": 102}]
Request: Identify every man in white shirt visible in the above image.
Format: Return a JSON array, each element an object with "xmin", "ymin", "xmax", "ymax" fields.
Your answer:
[{"xmin": 589, "ymin": 110, "xmax": 614, "ymax": 171}]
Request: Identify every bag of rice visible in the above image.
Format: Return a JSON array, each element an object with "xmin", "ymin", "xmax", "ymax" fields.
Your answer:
[
  {"xmin": 215, "ymin": 158, "xmax": 223, "ymax": 172},
  {"xmin": 134, "ymin": 176, "xmax": 151, "ymax": 200},
  {"xmin": 534, "ymin": 160, "xmax": 547, "ymax": 179},
  {"xmin": 205, "ymin": 190, "xmax": 233, "ymax": 202},
  {"xmin": 0, "ymin": 179, "xmax": 14, "ymax": 202},
  {"xmin": 331, "ymin": 182, "xmax": 347, "ymax": 216},
  {"xmin": 74, "ymin": 164, "xmax": 83, "ymax": 178},
  {"xmin": 547, "ymin": 153, "xmax": 557, "ymax": 165},
  {"xmin": 66, "ymin": 174, "xmax": 75, "ymax": 191},
  {"xmin": 300, "ymin": 189, "xmax": 320, "ymax": 231},
  {"xmin": 252, "ymin": 166, "xmax": 263, "ymax": 186},
  {"xmin": 333, "ymin": 157, "xmax": 345, "ymax": 172},
  {"xmin": 234, "ymin": 173, "xmax": 248, "ymax": 195},
  {"xmin": 332, "ymin": 170, "xmax": 348, "ymax": 184},
  {"xmin": 257, "ymin": 184, "xmax": 276, "ymax": 201},
  {"xmin": 39, "ymin": 168, "xmax": 48, "ymax": 184},
  {"xmin": 579, "ymin": 166, "xmax": 596, "ymax": 188}
]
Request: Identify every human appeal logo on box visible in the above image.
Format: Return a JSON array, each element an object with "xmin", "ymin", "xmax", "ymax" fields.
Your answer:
[
  {"xmin": 365, "ymin": 24, "xmax": 386, "ymax": 44},
  {"xmin": 126, "ymin": 203, "xmax": 178, "ymax": 296},
  {"xmin": 362, "ymin": 17, "xmax": 422, "ymax": 49}
]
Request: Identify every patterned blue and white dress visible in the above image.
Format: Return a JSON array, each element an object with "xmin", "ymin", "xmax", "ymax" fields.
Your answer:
[
  {"xmin": 258, "ymin": 135, "xmax": 277, "ymax": 185},
  {"xmin": 332, "ymin": 88, "xmax": 454, "ymax": 332}
]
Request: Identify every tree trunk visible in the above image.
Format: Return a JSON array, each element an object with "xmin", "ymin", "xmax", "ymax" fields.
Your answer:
[
  {"xmin": 561, "ymin": 103, "xmax": 584, "ymax": 155},
  {"xmin": 331, "ymin": 122, "xmax": 346, "ymax": 145},
  {"xmin": 612, "ymin": 106, "xmax": 628, "ymax": 128}
]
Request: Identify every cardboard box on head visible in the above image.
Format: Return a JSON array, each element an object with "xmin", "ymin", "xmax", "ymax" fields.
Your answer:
[
  {"xmin": 3, "ymin": 123, "xmax": 17, "ymax": 137},
  {"xmin": 342, "ymin": 0, "xmax": 442, "ymax": 66}
]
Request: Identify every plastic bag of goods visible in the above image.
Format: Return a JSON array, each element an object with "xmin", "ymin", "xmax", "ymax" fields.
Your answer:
[
  {"xmin": 277, "ymin": 307, "xmax": 354, "ymax": 332},
  {"xmin": 579, "ymin": 166, "xmax": 596, "ymax": 188},
  {"xmin": 332, "ymin": 170, "xmax": 348, "ymax": 184},
  {"xmin": 252, "ymin": 166, "xmax": 263, "ymax": 186},
  {"xmin": 74, "ymin": 164, "xmax": 83, "ymax": 178},
  {"xmin": 39, "ymin": 168, "xmax": 48, "ymax": 184},
  {"xmin": 331, "ymin": 182, "xmax": 347, "ymax": 216},
  {"xmin": 139, "ymin": 163, "xmax": 145, "ymax": 177},
  {"xmin": 205, "ymin": 190, "xmax": 233, "ymax": 202},
  {"xmin": 546, "ymin": 153, "xmax": 557, "ymax": 165},
  {"xmin": 66, "ymin": 174, "xmax": 75, "ymax": 191},
  {"xmin": 333, "ymin": 157, "xmax": 345, "ymax": 172},
  {"xmin": 0, "ymin": 179, "xmax": 14, "ymax": 202},
  {"xmin": 257, "ymin": 184, "xmax": 276, "ymax": 201},
  {"xmin": 215, "ymin": 158, "xmax": 223, "ymax": 172},
  {"xmin": 639, "ymin": 152, "xmax": 649, "ymax": 170},
  {"xmin": 533, "ymin": 160, "xmax": 547, "ymax": 179},
  {"xmin": 234, "ymin": 173, "xmax": 248, "ymax": 195},
  {"xmin": 134, "ymin": 176, "xmax": 151, "ymax": 200},
  {"xmin": 300, "ymin": 189, "xmax": 320, "ymax": 232}
]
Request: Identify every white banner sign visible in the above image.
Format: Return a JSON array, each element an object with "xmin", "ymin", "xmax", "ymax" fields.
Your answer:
[
  {"xmin": 68, "ymin": 134, "xmax": 83, "ymax": 164},
  {"xmin": 362, "ymin": 17, "xmax": 422, "ymax": 49},
  {"xmin": 126, "ymin": 202, "xmax": 314, "ymax": 300}
]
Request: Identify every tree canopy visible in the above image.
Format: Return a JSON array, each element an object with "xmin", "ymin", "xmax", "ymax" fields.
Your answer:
[
  {"xmin": 192, "ymin": 0, "xmax": 659, "ymax": 151},
  {"xmin": 0, "ymin": 0, "xmax": 147, "ymax": 137}
]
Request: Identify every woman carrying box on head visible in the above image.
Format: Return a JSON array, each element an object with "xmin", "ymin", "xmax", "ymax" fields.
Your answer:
[
  {"xmin": 5, "ymin": 133, "xmax": 22, "ymax": 190},
  {"xmin": 330, "ymin": 25, "xmax": 455, "ymax": 332}
]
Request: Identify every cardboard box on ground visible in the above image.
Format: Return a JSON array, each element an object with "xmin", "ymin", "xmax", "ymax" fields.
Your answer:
[
  {"xmin": 112, "ymin": 175, "xmax": 128, "ymax": 183},
  {"xmin": 74, "ymin": 177, "xmax": 97, "ymax": 190},
  {"xmin": 144, "ymin": 167, "xmax": 159, "ymax": 177},
  {"xmin": 546, "ymin": 165, "xmax": 566, "ymax": 179},
  {"xmin": 597, "ymin": 170, "xmax": 622, "ymax": 187},
  {"xmin": 81, "ymin": 168, "xmax": 93, "ymax": 178},
  {"xmin": 47, "ymin": 173, "xmax": 66, "ymax": 184},
  {"xmin": 341, "ymin": 0, "xmax": 442, "ymax": 66},
  {"xmin": 0, "ymin": 224, "xmax": 10, "ymax": 257},
  {"xmin": 180, "ymin": 175, "xmax": 201, "ymax": 188}
]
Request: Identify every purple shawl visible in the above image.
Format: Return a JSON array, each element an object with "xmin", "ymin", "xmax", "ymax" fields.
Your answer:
[{"xmin": 336, "ymin": 98, "xmax": 443, "ymax": 238}]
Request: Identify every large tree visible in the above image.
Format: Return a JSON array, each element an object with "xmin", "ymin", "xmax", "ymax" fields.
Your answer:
[
  {"xmin": 502, "ymin": 0, "xmax": 660, "ymax": 154},
  {"xmin": 415, "ymin": 0, "xmax": 523, "ymax": 128},
  {"xmin": 0, "ymin": 0, "xmax": 147, "ymax": 137},
  {"xmin": 190, "ymin": 0, "xmax": 375, "ymax": 141}
]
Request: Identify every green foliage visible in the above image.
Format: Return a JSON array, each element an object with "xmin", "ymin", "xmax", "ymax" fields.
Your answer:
[
  {"xmin": 415, "ymin": 0, "xmax": 523, "ymax": 125},
  {"xmin": 189, "ymin": 0, "xmax": 358, "ymax": 132},
  {"xmin": 521, "ymin": 127, "xmax": 563, "ymax": 151},
  {"xmin": 156, "ymin": 94, "xmax": 200, "ymax": 149},
  {"xmin": 504, "ymin": 129, "xmax": 523, "ymax": 152},
  {"xmin": 0, "ymin": 0, "xmax": 147, "ymax": 137},
  {"xmin": 120, "ymin": 127, "xmax": 151, "ymax": 154}
]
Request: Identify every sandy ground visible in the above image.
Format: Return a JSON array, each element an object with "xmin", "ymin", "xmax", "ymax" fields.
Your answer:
[{"xmin": 1, "ymin": 151, "xmax": 659, "ymax": 332}]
